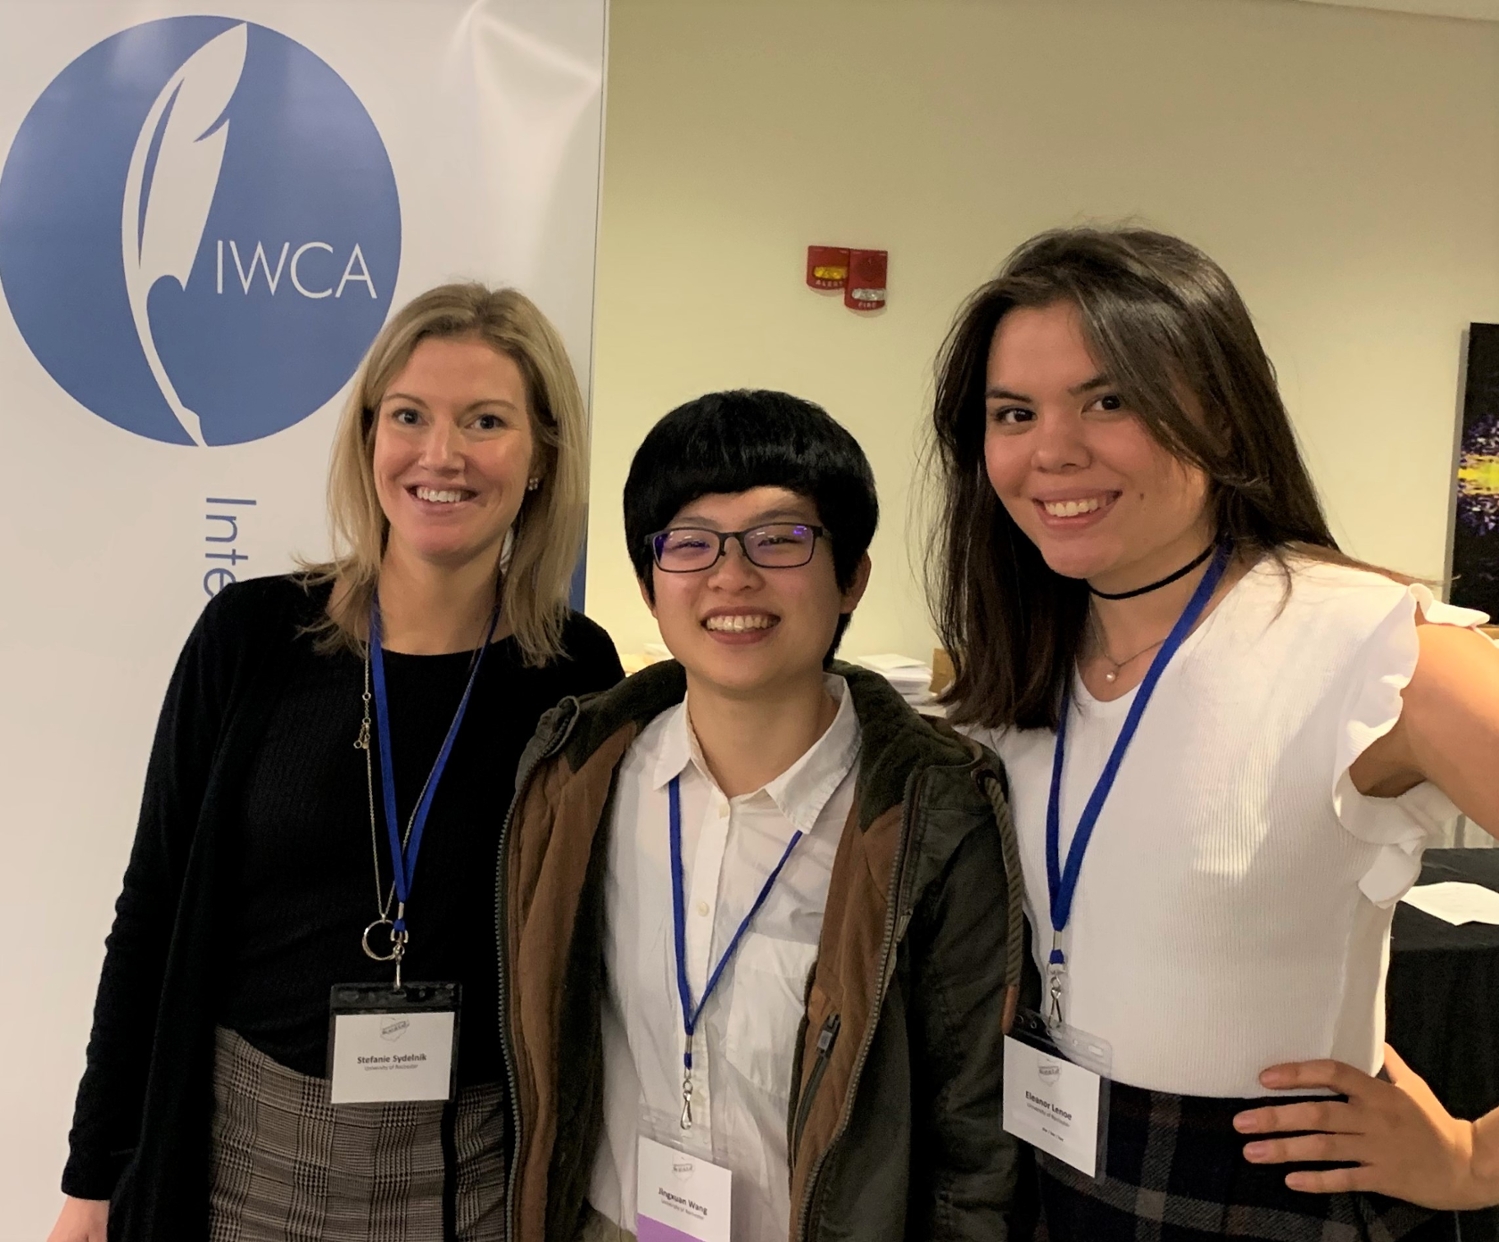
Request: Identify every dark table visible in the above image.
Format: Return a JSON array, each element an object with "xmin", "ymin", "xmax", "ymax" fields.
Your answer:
[{"xmin": 1387, "ymin": 848, "xmax": 1499, "ymax": 1238}]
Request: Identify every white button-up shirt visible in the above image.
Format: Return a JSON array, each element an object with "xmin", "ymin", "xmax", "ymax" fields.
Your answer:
[{"xmin": 589, "ymin": 675, "xmax": 861, "ymax": 1241}]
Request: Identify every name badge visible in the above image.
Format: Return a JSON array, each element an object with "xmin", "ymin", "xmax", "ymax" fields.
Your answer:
[
  {"xmin": 327, "ymin": 982, "xmax": 460, "ymax": 1105},
  {"xmin": 1001, "ymin": 1008, "xmax": 1111, "ymax": 1178},
  {"xmin": 636, "ymin": 1135, "xmax": 731, "ymax": 1242}
]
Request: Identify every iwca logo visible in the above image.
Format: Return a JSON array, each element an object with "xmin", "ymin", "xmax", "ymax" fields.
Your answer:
[{"xmin": 0, "ymin": 17, "xmax": 400, "ymax": 446}]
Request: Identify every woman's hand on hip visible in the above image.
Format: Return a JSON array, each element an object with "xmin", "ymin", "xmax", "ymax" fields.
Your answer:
[
  {"xmin": 46, "ymin": 1196, "xmax": 108, "ymax": 1242},
  {"xmin": 1232, "ymin": 1044, "xmax": 1499, "ymax": 1209}
]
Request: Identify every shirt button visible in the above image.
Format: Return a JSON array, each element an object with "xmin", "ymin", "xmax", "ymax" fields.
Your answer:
[
  {"xmin": 718, "ymin": 804, "xmax": 729, "ymax": 818},
  {"xmin": 697, "ymin": 901, "xmax": 710, "ymax": 917}
]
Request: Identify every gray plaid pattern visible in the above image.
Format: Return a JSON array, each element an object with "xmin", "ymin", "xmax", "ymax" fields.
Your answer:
[
  {"xmin": 208, "ymin": 1027, "xmax": 505, "ymax": 1241},
  {"xmin": 1041, "ymin": 1154, "xmax": 1371, "ymax": 1241},
  {"xmin": 1032, "ymin": 1081, "xmax": 1453, "ymax": 1242}
]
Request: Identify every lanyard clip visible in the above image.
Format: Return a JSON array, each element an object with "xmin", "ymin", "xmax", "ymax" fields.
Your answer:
[
  {"xmin": 391, "ymin": 903, "xmax": 408, "ymax": 990},
  {"xmin": 1047, "ymin": 967, "xmax": 1065, "ymax": 1026},
  {"xmin": 1047, "ymin": 933, "xmax": 1066, "ymax": 1027}
]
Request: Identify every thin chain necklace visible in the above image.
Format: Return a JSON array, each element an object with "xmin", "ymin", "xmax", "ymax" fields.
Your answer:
[
  {"xmin": 353, "ymin": 606, "xmax": 495, "ymax": 928},
  {"xmin": 355, "ymin": 652, "xmax": 439, "ymax": 923},
  {"xmin": 1087, "ymin": 539, "xmax": 1225, "ymax": 682},
  {"xmin": 1088, "ymin": 613, "xmax": 1167, "ymax": 685},
  {"xmin": 352, "ymin": 623, "xmax": 491, "ymax": 983}
]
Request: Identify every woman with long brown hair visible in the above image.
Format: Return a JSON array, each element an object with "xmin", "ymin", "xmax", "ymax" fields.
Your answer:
[
  {"xmin": 49, "ymin": 284, "xmax": 623, "ymax": 1242},
  {"xmin": 929, "ymin": 227, "xmax": 1499, "ymax": 1240}
]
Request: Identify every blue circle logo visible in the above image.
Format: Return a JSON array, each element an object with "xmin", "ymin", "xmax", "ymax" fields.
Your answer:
[{"xmin": 0, "ymin": 17, "xmax": 401, "ymax": 446}]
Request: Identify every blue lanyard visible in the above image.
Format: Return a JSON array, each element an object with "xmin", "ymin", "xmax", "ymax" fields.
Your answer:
[
  {"xmin": 1044, "ymin": 544, "xmax": 1231, "ymax": 1018},
  {"xmin": 668, "ymin": 774, "xmax": 802, "ymax": 1127},
  {"xmin": 369, "ymin": 598, "xmax": 498, "ymax": 934}
]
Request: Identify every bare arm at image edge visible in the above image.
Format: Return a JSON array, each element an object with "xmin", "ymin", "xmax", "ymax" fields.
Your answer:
[
  {"xmin": 1240, "ymin": 620, "xmax": 1499, "ymax": 1206},
  {"xmin": 1351, "ymin": 621, "xmax": 1499, "ymax": 836}
]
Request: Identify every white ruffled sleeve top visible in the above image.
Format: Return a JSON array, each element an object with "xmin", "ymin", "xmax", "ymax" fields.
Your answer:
[{"xmin": 970, "ymin": 555, "xmax": 1489, "ymax": 1099}]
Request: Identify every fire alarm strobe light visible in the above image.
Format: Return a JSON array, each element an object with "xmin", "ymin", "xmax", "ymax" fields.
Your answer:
[
  {"xmin": 845, "ymin": 249, "xmax": 887, "ymax": 311},
  {"xmin": 806, "ymin": 245, "xmax": 850, "ymax": 290}
]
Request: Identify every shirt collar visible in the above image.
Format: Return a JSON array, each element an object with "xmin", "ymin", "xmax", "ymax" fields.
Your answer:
[
  {"xmin": 650, "ymin": 698, "xmax": 697, "ymax": 792},
  {"xmin": 649, "ymin": 675, "xmax": 862, "ymax": 837}
]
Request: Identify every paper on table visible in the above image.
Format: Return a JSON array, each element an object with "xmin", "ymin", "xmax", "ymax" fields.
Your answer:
[
  {"xmin": 854, "ymin": 653, "xmax": 928, "ymax": 673},
  {"xmin": 1399, "ymin": 881, "xmax": 1499, "ymax": 926},
  {"xmin": 852, "ymin": 653, "xmax": 934, "ymax": 700}
]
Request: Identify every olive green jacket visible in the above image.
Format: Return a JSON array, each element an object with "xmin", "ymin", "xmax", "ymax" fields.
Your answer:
[{"xmin": 497, "ymin": 660, "xmax": 1035, "ymax": 1242}]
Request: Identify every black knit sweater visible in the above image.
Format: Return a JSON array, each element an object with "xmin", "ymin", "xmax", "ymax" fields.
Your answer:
[{"xmin": 61, "ymin": 575, "xmax": 622, "ymax": 1239}]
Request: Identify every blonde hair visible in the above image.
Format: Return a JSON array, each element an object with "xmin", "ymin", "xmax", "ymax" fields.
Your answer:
[{"xmin": 303, "ymin": 283, "xmax": 589, "ymax": 666}]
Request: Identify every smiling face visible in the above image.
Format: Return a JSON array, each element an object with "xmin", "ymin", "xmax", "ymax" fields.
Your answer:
[
  {"xmin": 372, "ymin": 334, "xmax": 537, "ymax": 575},
  {"xmin": 983, "ymin": 300, "xmax": 1214, "ymax": 591},
  {"xmin": 643, "ymin": 486, "xmax": 870, "ymax": 701}
]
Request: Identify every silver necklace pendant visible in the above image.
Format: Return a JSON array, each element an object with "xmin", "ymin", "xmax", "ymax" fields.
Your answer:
[{"xmin": 1104, "ymin": 670, "xmax": 1118, "ymax": 683}]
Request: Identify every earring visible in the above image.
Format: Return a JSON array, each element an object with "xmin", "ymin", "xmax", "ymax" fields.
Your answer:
[{"xmin": 526, "ymin": 477, "xmax": 541, "ymax": 492}]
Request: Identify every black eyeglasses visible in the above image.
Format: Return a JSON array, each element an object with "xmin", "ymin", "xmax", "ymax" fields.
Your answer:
[{"xmin": 648, "ymin": 523, "xmax": 828, "ymax": 573}]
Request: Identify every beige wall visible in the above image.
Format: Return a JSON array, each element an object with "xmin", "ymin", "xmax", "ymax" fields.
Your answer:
[{"xmin": 587, "ymin": 0, "xmax": 1499, "ymax": 661}]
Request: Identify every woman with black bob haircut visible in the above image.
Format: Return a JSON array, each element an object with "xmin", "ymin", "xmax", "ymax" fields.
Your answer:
[
  {"xmin": 623, "ymin": 387, "xmax": 879, "ymax": 657},
  {"xmin": 929, "ymin": 227, "xmax": 1499, "ymax": 1239},
  {"xmin": 499, "ymin": 388, "xmax": 1032, "ymax": 1241}
]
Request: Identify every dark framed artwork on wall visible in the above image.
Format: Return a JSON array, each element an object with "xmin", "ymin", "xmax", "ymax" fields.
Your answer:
[{"xmin": 1452, "ymin": 324, "xmax": 1499, "ymax": 620}]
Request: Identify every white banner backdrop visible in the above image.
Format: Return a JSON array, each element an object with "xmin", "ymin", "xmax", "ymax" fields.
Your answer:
[{"xmin": 0, "ymin": 1, "xmax": 605, "ymax": 1230}]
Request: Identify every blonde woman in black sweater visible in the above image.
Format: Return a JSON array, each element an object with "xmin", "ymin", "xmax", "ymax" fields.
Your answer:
[{"xmin": 49, "ymin": 285, "xmax": 622, "ymax": 1242}]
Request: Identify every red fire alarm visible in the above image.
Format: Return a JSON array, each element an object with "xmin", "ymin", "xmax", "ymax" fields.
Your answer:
[
  {"xmin": 806, "ymin": 246, "xmax": 850, "ymax": 290},
  {"xmin": 845, "ymin": 249, "xmax": 887, "ymax": 311}
]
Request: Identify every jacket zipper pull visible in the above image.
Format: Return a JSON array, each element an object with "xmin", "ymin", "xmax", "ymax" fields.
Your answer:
[{"xmin": 792, "ymin": 1012, "xmax": 842, "ymax": 1164}]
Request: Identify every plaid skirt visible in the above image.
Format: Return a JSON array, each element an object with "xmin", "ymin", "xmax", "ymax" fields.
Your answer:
[
  {"xmin": 208, "ymin": 1027, "xmax": 506, "ymax": 1242},
  {"xmin": 1031, "ymin": 1080, "xmax": 1459, "ymax": 1242}
]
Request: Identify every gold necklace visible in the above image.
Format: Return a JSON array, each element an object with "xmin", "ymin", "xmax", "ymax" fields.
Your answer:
[{"xmin": 1089, "ymin": 615, "xmax": 1168, "ymax": 684}]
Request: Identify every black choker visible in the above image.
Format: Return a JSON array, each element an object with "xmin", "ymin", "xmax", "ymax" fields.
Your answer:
[{"xmin": 1088, "ymin": 542, "xmax": 1219, "ymax": 601}]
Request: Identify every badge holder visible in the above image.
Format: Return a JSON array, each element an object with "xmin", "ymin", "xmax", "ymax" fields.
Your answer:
[
  {"xmin": 1003, "ymin": 1006, "xmax": 1112, "ymax": 1180},
  {"xmin": 327, "ymin": 981, "xmax": 460, "ymax": 1105},
  {"xmin": 635, "ymin": 1026, "xmax": 732, "ymax": 1242},
  {"xmin": 636, "ymin": 1132, "xmax": 731, "ymax": 1242},
  {"xmin": 636, "ymin": 1048, "xmax": 732, "ymax": 1242}
]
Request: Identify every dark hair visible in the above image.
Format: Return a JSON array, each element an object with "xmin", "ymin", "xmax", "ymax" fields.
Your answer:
[
  {"xmin": 928, "ymin": 226, "xmax": 1340, "ymax": 731},
  {"xmin": 624, "ymin": 389, "xmax": 879, "ymax": 653}
]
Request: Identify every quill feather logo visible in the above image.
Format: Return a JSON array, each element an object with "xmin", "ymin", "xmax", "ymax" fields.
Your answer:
[
  {"xmin": 123, "ymin": 24, "xmax": 248, "ymax": 447},
  {"xmin": 0, "ymin": 17, "xmax": 400, "ymax": 446}
]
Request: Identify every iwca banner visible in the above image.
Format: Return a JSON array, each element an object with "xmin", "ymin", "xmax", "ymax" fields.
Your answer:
[{"xmin": 0, "ymin": 1, "xmax": 605, "ymax": 1230}]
